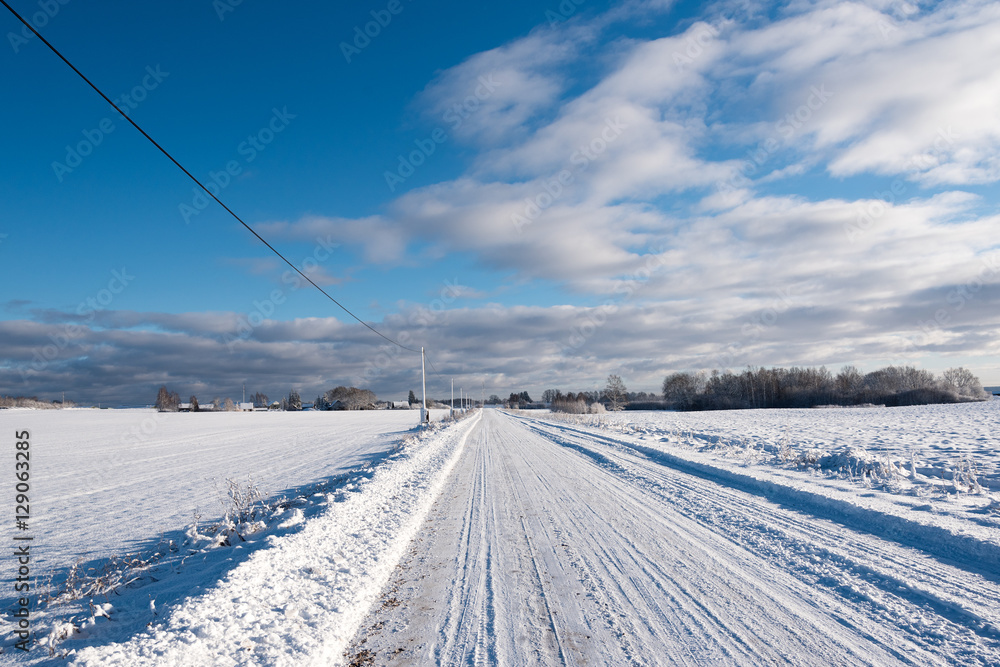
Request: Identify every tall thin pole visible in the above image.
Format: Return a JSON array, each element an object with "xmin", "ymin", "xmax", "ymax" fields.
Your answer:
[
  {"xmin": 421, "ymin": 347, "xmax": 428, "ymax": 424},
  {"xmin": 451, "ymin": 379, "xmax": 455, "ymax": 418}
]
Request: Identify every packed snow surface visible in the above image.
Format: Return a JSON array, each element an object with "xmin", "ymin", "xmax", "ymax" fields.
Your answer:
[{"xmin": 349, "ymin": 408, "xmax": 1000, "ymax": 665}]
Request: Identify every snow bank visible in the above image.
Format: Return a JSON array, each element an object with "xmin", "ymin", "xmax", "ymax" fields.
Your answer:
[{"xmin": 542, "ymin": 400, "xmax": 1000, "ymax": 504}]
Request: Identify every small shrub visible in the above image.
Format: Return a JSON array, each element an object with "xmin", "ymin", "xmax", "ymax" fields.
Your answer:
[
  {"xmin": 209, "ymin": 475, "xmax": 268, "ymax": 544},
  {"xmin": 551, "ymin": 399, "xmax": 589, "ymax": 414},
  {"xmin": 952, "ymin": 455, "xmax": 984, "ymax": 494}
]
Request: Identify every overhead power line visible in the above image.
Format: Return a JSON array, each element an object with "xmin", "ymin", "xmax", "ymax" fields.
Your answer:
[{"xmin": 1, "ymin": 0, "xmax": 419, "ymax": 354}]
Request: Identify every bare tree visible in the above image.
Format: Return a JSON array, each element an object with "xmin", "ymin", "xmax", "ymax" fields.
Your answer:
[
  {"xmin": 662, "ymin": 372, "xmax": 704, "ymax": 409},
  {"xmin": 189, "ymin": 395, "xmax": 200, "ymax": 412},
  {"xmin": 604, "ymin": 374, "xmax": 628, "ymax": 411},
  {"xmin": 155, "ymin": 386, "xmax": 170, "ymax": 412},
  {"xmin": 942, "ymin": 367, "xmax": 987, "ymax": 399},
  {"xmin": 155, "ymin": 386, "xmax": 180, "ymax": 412},
  {"xmin": 835, "ymin": 365, "xmax": 864, "ymax": 402}
]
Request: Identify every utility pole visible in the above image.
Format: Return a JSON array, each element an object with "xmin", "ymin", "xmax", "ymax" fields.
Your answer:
[
  {"xmin": 420, "ymin": 347, "xmax": 428, "ymax": 424},
  {"xmin": 451, "ymin": 379, "xmax": 455, "ymax": 418}
]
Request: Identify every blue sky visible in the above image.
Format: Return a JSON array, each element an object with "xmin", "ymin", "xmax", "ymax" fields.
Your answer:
[{"xmin": 2, "ymin": 0, "xmax": 999, "ymax": 404}]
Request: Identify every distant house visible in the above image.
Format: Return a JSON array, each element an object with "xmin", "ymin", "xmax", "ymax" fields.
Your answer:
[
  {"xmin": 239, "ymin": 402, "xmax": 254, "ymax": 412},
  {"xmin": 390, "ymin": 401, "xmax": 412, "ymax": 409},
  {"xmin": 179, "ymin": 403, "xmax": 215, "ymax": 412}
]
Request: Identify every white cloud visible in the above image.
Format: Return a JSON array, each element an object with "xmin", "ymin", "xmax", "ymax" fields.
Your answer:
[
  {"xmin": 414, "ymin": 29, "xmax": 587, "ymax": 149},
  {"xmin": 258, "ymin": 215, "xmax": 405, "ymax": 265},
  {"xmin": 721, "ymin": 1, "xmax": 1000, "ymax": 185},
  {"xmin": 70, "ymin": 0, "xmax": 994, "ymax": 396}
]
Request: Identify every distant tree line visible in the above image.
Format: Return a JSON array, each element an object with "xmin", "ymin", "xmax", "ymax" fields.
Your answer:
[
  {"xmin": 0, "ymin": 395, "xmax": 73, "ymax": 409},
  {"xmin": 155, "ymin": 385, "xmax": 378, "ymax": 412},
  {"xmin": 506, "ymin": 391, "xmax": 534, "ymax": 409},
  {"xmin": 661, "ymin": 365, "xmax": 989, "ymax": 411},
  {"xmin": 537, "ymin": 375, "xmax": 630, "ymax": 413}
]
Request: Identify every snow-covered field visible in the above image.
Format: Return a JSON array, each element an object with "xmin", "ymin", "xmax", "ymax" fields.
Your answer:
[
  {"xmin": 0, "ymin": 407, "xmax": 459, "ymax": 662},
  {"xmin": 2, "ymin": 402, "xmax": 998, "ymax": 665},
  {"xmin": 0, "ymin": 408, "xmax": 436, "ymax": 574},
  {"xmin": 519, "ymin": 401, "xmax": 1000, "ymax": 587},
  {"xmin": 541, "ymin": 399, "xmax": 1000, "ymax": 515},
  {"xmin": 581, "ymin": 399, "xmax": 999, "ymax": 483}
]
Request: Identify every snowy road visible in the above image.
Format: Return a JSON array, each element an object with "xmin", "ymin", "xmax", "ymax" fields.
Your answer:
[{"xmin": 350, "ymin": 409, "xmax": 1000, "ymax": 666}]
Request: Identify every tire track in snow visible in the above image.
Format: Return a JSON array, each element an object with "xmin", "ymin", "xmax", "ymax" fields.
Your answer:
[
  {"xmin": 352, "ymin": 409, "xmax": 956, "ymax": 665},
  {"xmin": 437, "ymin": 426, "xmax": 499, "ymax": 666},
  {"xmin": 520, "ymin": 414, "xmax": 1000, "ymax": 665},
  {"xmin": 505, "ymin": 413, "xmax": 891, "ymax": 666}
]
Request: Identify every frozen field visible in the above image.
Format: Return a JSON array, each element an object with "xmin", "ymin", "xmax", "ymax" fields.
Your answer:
[
  {"xmin": 2, "ymin": 403, "xmax": 998, "ymax": 665},
  {"xmin": 0, "ymin": 408, "xmax": 433, "ymax": 574},
  {"xmin": 550, "ymin": 399, "xmax": 1000, "ymax": 502}
]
